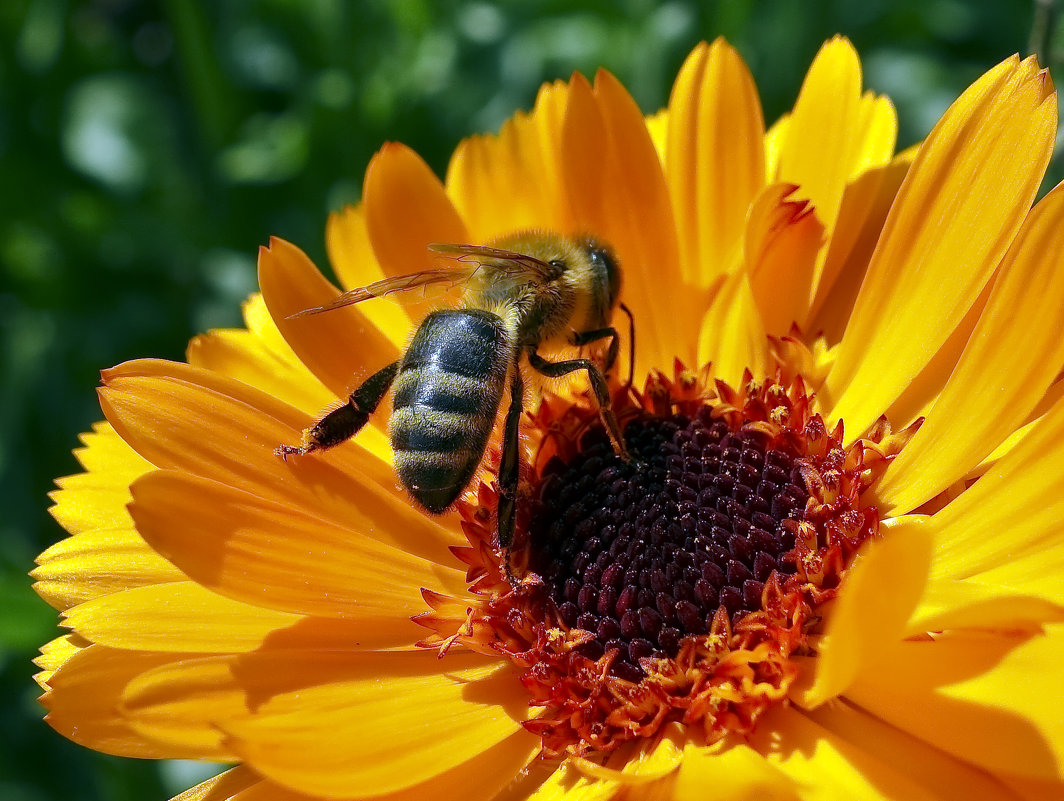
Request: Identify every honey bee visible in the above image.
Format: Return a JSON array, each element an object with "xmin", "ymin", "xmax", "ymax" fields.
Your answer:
[{"xmin": 276, "ymin": 231, "xmax": 631, "ymax": 556}]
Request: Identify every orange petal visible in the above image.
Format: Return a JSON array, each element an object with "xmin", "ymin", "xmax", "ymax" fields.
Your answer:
[
  {"xmin": 117, "ymin": 655, "xmax": 253, "ymax": 757},
  {"xmin": 325, "ymin": 204, "xmax": 415, "ymax": 340},
  {"xmin": 446, "ymin": 81, "xmax": 572, "ymax": 241},
  {"xmin": 129, "ymin": 470, "xmax": 465, "ymax": 630},
  {"xmin": 98, "ymin": 359, "xmax": 460, "ymax": 567},
  {"xmin": 876, "ymin": 183, "xmax": 1064, "ymax": 514},
  {"xmin": 745, "ymin": 184, "xmax": 824, "ymax": 336},
  {"xmin": 257, "ymin": 236, "xmax": 401, "ymax": 438},
  {"xmin": 33, "ymin": 526, "xmax": 185, "ymax": 611},
  {"xmin": 187, "ymin": 328, "xmax": 333, "ymax": 417},
  {"xmin": 800, "ymin": 516, "xmax": 932, "ymax": 708},
  {"xmin": 824, "ymin": 56, "xmax": 1056, "ymax": 438},
  {"xmin": 698, "ymin": 270, "xmax": 769, "ymax": 385},
  {"xmin": 221, "ymin": 651, "xmax": 528, "ymax": 797},
  {"xmin": 365, "ymin": 142, "xmax": 469, "ymax": 275},
  {"xmin": 665, "ymin": 39, "xmax": 765, "ymax": 286},
  {"xmin": 844, "ymin": 628, "xmax": 1064, "ymax": 781},
  {"xmin": 187, "ymin": 294, "xmax": 336, "ymax": 417},
  {"xmin": 562, "ymin": 70, "xmax": 689, "ymax": 374},
  {"xmin": 62, "ymin": 581, "xmax": 301, "ymax": 652},
  {"xmin": 41, "ymin": 643, "xmax": 208, "ymax": 759}
]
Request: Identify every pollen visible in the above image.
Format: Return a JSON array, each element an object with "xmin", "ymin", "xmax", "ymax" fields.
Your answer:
[{"xmin": 414, "ymin": 361, "xmax": 913, "ymax": 758}]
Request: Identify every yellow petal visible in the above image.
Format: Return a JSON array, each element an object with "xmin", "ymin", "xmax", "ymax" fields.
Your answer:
[
  {"xmin": 876, "ymin": 182, "xmax": 1064, "ymax": 513},
  {"xmin": 171, "ymin": 766, "xmax": 263, "ymax": 801},
  {"xmin": 807, "ymin": 153, "xmax": 912, "ymax": 339},
  {"xmin": 756, "ymin": 704, "xmax": 1014, "ymax": 801},
  {"xmin": 745, "ymin": 184, "xmax": 824, "ymax": 336},
  {"xmin": 62, "ymin": 582, "xmax": 300, "ymax": 652},
  {"xmin": 879, "ymin": 279, "xmax": 991, "ymax": 433},
  {"xmin": 964, "ymin": 544, "xmax": 1064, "ymax": 611},
  {"xmin": 824, "ymin": 56, "xmax": 1056, "ymax": 438},
  {"xmin": 562, "ymin": 70, "xmax": 689, "ymax": 375},
  {"xmin": 926, "ymin": 393, "xmax": 1064, "ymax": 580},
  {"xmin": 907, "ymin": 575, "xmax": 1064, "ymax": 635},
  {"xmin": 571, "ymin": 725, "xmax": 684, "ymax": 784},
  {"xmin": 665, "ymin": 39, "xmax": 765, "ymax": 286},
  {"xmin": 525, "ymin": 763, "xmax": 619, "ymax": 801},
  {"xmin": 777, "ymin": 37, "xmax": 898, "ymax": 323},
  {"xmin": 673, "ymin": 742, "xmax": 798, "ymax": 801},
  {"xmin": 364, "ymin": 142, "xmax": 469, "ymax": 276},
  {"xmin": 844, "ymin": 628, "xmax": 1064, "ymax": 781},
  {"xmin": 35, "ymin": 634, "xmax": 84, "ymax": 681},
  {"xmin": 325, "ymin": 204, "xmax": 414, "ymax": 340},
  {"xmin": 698, "ymin": 270, "xmax": 769, "ymax": 386},
  {"xmin": 801, "ymin": 699, "xmax": 1033, "ymax": 800},
  {"xmin": 48, "ymin": 423, "xmax": 148, "ymax": 537},
  {"xmin": 129, "ymin": 470, "xmax": 464, "ymax": 631},
  {"xmin": 778, "ymin": 37, "xmax": 896, "ymax": 234},
  {"xmin": 41, "ymin": 644, "xmax": 203, "ymax": 759},
  {"xmin": 968, "ymin": 377, "xmax": 1064, "ymax": 478},
  {"xmin": 257, "ymin": 237, "xmax": 401, "ymax": 437},
  {"xmin": 222, "ymin": 652, "xmax": 528, "ymax": 798},
  {"xmin": 98, "ymin": 359, "xmax": 459, "ymax": 567},
  {"xmin": 800, "ymin": 516, "xmax": 932, "ymax": 708},
  {"xmin": 72, "ymin": 419, "xmax": 152, "ymax": 474},
  {"xmin": 33, "ymin": 526, "xmax": 185, "ymax": 611}
]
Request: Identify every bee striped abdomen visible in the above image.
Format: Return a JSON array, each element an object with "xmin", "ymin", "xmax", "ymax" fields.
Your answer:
[{"xmin": 390, "ymin": 309, "xmax": 512, "ymax": 513}]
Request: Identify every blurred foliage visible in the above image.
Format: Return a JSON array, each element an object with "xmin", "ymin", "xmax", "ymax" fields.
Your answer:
[{"xmin": 0, "ymin": 1, "xmax": 1050, "ymax": 799}]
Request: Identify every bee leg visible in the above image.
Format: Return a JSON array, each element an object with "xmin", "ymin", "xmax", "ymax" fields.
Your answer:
[
  {"xmin": 619, "ymin": 303, "xmax": 635, "ymax": 390},
  {"xmin": 573, "ymin": 305, "xmax": 635, "ymax": 388},
  {"xmin": 571, "ymin": 325, "xmax": 620, "ymax": 371},
  {"xmin": 276, "ymin": 360, "xmax": 400, "ymax": 459},
  {"xmin": 497, "ymin": 360, "xmax": 524, "ymax": 584},
  {"xmin": 528, "ymin": 349, "xmax": 631, "ymax": 462}
]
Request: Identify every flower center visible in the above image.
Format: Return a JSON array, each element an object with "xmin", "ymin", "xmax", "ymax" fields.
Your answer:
[
  {"xmin": 415, "ymin": 364, "xmax": 909, "ymax": 758},
  {"xmin": 528, "ymin": 409, "xmax": 809, "ymax": 682}
]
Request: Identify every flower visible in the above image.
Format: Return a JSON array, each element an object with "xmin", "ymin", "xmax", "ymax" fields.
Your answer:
[{"xmin": 35, "ymin": 36, "xmax": 1064, "ymax": 800}]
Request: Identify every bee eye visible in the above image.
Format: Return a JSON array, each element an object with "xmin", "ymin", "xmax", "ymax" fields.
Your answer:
[
  {"xmin": 588, "ymin": 246, "xmax": 621, "ymax": 307},
  {"xmin": 549, "ymin": 259, "xmax": 566, "ymax": 271}
]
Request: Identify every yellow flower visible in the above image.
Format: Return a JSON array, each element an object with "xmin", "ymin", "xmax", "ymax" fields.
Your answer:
[{"xmin": 35, "ymin": 36, "xmax": 1064, "ymax": 800}]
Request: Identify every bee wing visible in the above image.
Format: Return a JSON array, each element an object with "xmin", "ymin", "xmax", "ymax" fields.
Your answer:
[
  {"xmin": 286, "ymin": 267, "xmax": 477, "ymax": 319},
  {"xmin": 429, "ymin": 243, "xmax": 556, "ymax": 283}
]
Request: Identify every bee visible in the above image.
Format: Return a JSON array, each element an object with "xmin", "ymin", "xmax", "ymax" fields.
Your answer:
[{"xmin": 276, "ymin": 231, "xmax": 631, "ymax": 558}]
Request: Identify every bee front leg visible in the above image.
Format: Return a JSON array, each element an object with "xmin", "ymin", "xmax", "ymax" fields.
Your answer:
[
  {"xmin": 572, "ymin": 303, "xmax": 636, "ymax": 387},
  {"xmin": 276, "ymin": 360, "xmax": 400, "ymax": 459},
  {"xmin": 497, "ymin": 360, "xmax": 524, "ymax": 583},
  {"xmin": 528, "ymin": 349, "xmax": 631, "ymax": 462}
]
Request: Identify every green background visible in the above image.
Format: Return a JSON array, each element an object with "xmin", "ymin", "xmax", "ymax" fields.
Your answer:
[{"xmin": 1, "ymin": 1, "xmax": 1055, "ymax": 799}]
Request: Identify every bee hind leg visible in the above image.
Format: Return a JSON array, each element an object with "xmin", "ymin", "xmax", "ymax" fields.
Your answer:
[
  {"xmin": 528, "ymin": 348, "xmax": 631, "ymax": 462},
  {"xmin": 496, "ymin": 360, "xmax": 524, "ymax": 584},
  {"xmin": 276, "ymin": 360, "xmax": 400, "ymax": 459}
]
